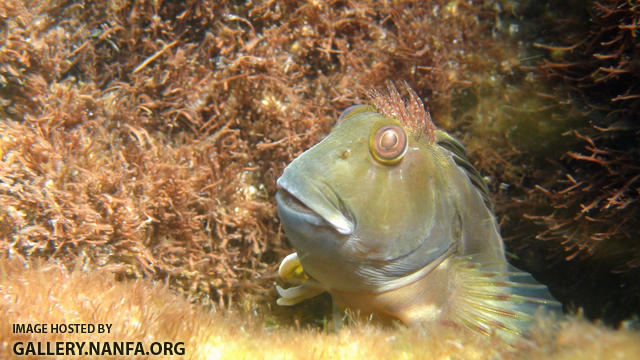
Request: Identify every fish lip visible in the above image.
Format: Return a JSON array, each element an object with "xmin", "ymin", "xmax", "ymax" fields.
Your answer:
[
  {"xmin": 276, "ymin": 178, "xmax": 355, "ymax": 235},
  {"xmin": 276, "ymin": 189, "xmax": 328, "ymax": 228}
]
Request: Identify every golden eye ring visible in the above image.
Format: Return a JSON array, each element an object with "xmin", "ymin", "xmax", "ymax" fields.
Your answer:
[{"xmin": 370, "ymin": 124, "xmax": 407, "ymax": 165}]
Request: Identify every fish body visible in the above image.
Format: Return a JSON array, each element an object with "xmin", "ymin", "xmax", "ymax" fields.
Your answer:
[{"xmin": 275, "ymin": 83, "xmax": 559, "ymax": 341}]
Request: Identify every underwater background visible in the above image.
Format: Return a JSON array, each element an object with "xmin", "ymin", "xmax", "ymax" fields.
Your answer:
[{"xmin": 1, "ymin": 0, "xmax": 639, "ymax": 358}]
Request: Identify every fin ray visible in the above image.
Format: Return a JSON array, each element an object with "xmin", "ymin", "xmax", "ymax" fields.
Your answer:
[
  {"xmin": 276, "ymin": 252, "xmax": 326, "ymax": 306},
  {"xmin": 449, "ymin": 256, "xmax": 561, "ymax": 343}
]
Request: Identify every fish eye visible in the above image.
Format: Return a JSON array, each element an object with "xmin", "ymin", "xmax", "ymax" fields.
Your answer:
[{"xmin": 370, "ymin": 124, "xmax": 407, "ymax": 165}]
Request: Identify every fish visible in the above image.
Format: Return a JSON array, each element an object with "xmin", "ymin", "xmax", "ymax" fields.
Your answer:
[{"xmin": 275, "ymin": 82, "xmax": 560, "ymax": 342}]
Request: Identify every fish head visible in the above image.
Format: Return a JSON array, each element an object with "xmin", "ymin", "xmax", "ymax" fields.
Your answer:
[{"xmin": 276, "ymin": 104, "xmax": 459, "ymax": 292}]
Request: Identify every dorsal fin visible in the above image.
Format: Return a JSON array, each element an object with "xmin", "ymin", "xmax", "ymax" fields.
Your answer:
[{"xmin": 434, "ymin": 130, "xmax": 492, "ymax": 210}]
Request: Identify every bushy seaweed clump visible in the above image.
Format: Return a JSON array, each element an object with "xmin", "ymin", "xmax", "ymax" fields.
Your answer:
[{"xmin": 0, "ymin": 0, "xmax": 519, "ymax": 312}]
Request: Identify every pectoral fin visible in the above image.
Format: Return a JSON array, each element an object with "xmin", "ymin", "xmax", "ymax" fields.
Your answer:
[
  {"xmin": 449, "ymin": 256, "xmax": 562, "ymax": 343},
  {"xmin": 276, "ymin": 252, "xmax": 325, "ymax": 306}
]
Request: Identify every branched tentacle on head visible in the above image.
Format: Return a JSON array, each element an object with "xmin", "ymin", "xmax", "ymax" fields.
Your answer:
[{"xmin": 368, "ymin": 81, "xmax": 435, "ymax": 142}]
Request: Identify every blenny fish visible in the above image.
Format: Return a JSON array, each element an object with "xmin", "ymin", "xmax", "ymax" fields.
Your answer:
[{"xmin": 275, "ymin": 82, "xmax": 560, "ymax": 341}]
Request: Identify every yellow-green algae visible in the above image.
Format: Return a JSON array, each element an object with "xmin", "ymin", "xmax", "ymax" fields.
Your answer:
[{"xmin": 1, "ymin": 259, "xmax": 640, "ymax": 360}]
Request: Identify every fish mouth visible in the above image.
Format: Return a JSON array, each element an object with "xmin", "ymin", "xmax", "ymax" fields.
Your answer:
[
  {"xmin": 276, "ymin": 178, "xmax": 355, "ymax": 235},
  {"xmin": 276, "ymin": 189, "xmax": 327, "ymax": 227}
]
